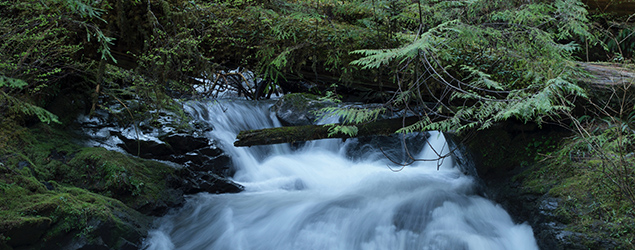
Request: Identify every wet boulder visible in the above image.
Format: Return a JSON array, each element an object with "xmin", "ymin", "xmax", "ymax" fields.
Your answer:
[
  {"xmin": 3, "ymin": 217, "xmax": 52, "ymax": 248},
  {"xmin": 170, "ymin": 168, "xmax": 243, "ymax": 195},
  {"xmin": 40, "ymin": 213, "xmax": 151, "ymax": 250},
  {"xmin": 114, "ymin": 131, "xmax": 237, "ymax": 182},
  {"xmin": 272, "ymin": 93, "xmax": 335, "ymax": 126},
  {"xmin": 79, "ymin": 102, "xmax": 242, "ymax": 196}
]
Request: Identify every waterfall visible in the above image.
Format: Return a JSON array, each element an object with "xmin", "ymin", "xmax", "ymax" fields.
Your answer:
[{"xmin": 143, "ymin": 100, "xmax": 538, "ymax": 250}]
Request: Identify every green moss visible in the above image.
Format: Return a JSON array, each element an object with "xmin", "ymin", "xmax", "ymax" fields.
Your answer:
[
  {"xmin": 0, "ymin": 178, "xmax": 147, "ymax": 248},
  {"xmin": 2, "ymin": 121, "xmax": 176, "ymax": 207},
  {"xmin": 464, "ymin": 121, "xmax": 635, "ymax": 247},
  {"xmin": 42, "ymin": 185, "xmax": 147, "ymax": 243},
  {"xmin": 283, "ymin": 93, "xmax": 320, "ymax": 107},
  {"xmin": 518, "ymin": 127, "xmax": 635, "ymax": 249},
  {"xmin": 62, "ymin": 147, "xmax": 175, "ymax": 208},
  {"xmin": 0, "ymin": 121, "xmax": 176, "ymax": 248}
]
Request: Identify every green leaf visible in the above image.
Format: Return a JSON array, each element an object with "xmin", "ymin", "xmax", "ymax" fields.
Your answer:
[
  {"xmin": 1, "ymin": 91, "xmax": 60, "ymax": 124},
  {"xmin": 327, "ymin": 125, "xmax": 359, "ymax": 137},
  {"xmin": 0, "ymin": 76, "xmax": 28, "ymax": 89}
]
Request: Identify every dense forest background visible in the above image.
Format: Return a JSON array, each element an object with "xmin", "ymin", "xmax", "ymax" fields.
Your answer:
[{"xmin": 1, "ymin": 0, "xmax": 635, "ymax": 249}]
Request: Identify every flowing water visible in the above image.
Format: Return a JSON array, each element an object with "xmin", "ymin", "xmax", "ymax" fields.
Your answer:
[{"xmin": 143, "ymin": 100, "xmax": 538, "ymax": 250}]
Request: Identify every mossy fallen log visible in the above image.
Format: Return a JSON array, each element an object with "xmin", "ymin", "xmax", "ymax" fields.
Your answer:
[
  {"xmin": 234, "ymin": 116, "xmax": 420, "ymax": 147},
  {"xmin": 577, "ymin": 62, "xmax": 635, "ymax": 86}
]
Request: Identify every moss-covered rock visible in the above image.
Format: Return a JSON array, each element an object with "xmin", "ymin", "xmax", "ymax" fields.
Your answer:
[
  {"xmin": 463, "ymin": 118, "xmax": 634, "ymax": 249},
  {"xmin": 0, "ymin": 121, "xmax": 182, "ymax": 249},
  {"xmin": 516, "ymin": 123, "xmax": 635, "ymax": 249},
  {"xmin": 459, "ymin": 121, "xmax": 575, "ymax": 249},
  {"xmin": 0, "ymin": 165, "xmax": 147, "ymax": 249},
  {"xmin": 272, "ymin": 93, "xmax": 335, "ymax": 126},
  {"xmin": 0, "ymin": 183, "xmax": 151, "ymax": 250}
]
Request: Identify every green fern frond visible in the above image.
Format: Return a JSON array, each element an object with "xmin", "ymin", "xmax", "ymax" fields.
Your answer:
[
  {"xmin": 56, "ymin": 0, "xmax": 106, "ymax": 20},
  {"xmin": 0, "ymin": 75, "xmax": 28, "ymax": 89},
  {"xmin": 326, "ymin": 124, "xmax": 359, "ymax": 137},
  {"xmin": 546, "ymin": 75, "xmax": 587, "ymax": 98},
  {"xmin": 460, "ymin": 65, "xmax": 505, "ymax": 90},
  {"xmin": 319, "ymin": 106, "xmax": 386, "ymax": 125},
  {"xmin": 350, "ymin": 19, "xmax": 460, "ymax": 69},
  {"xmin": 1, "ymin": 91, "xmax": 60, "ymax": 124},
  {"xmin": 396, "ymin": 116, "xmax": 433, "ymax": 134},
  {"xmin": 491, "ymin": 4, "xmax": 554, "ymax": 27},
  {"xmin": 554, "ymin": 0, "xmax": 593, "ymax": 40},
  {"xmin": 493, "ymin": 78, "xmax": 574, "ymax": 123}
]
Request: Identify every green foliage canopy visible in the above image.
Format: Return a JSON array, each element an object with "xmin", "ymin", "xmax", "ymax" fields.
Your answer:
[
  {"xmin": 0, "ymin": 0, "xmax": 119, "ymax": 123},
  {"xmin": 322, "ymin": 0, "xmax": 596, "ymax": 135},
  {"xmin": 0, "ymin": 0, "xmax": 605, "ymax": 130}
]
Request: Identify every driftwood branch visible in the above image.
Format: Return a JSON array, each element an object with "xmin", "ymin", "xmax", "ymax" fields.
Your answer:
[{"xmin": 234, "ymin": 116, "xmax": 420, "ymax": 147}]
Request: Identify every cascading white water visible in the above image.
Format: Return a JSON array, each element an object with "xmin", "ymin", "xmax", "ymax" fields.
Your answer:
[{"xmin": 143, "ymin": 100, "xmax": 539, "ymax": 250}]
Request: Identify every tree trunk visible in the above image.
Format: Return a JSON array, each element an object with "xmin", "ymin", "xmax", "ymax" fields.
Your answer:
[{"xmin": 234, "ymin": 116, "xmax": 420, "ymax": 147}]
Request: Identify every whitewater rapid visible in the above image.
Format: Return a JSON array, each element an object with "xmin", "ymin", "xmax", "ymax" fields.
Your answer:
[{"xmin": 143, "ymin": 100, "xmax": 538, "ymax": 250}]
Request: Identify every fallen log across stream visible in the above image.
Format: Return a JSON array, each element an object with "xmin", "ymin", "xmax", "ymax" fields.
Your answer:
[
  {"xmin": 235, "ymin": 63, "xmax": 635, "ymax": 147},
  {"xmin": 234, "ymin": 116, "xmax": 420, "ymax": 147}
]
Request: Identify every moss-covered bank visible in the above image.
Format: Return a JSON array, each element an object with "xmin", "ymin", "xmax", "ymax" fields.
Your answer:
[
  {"xmin": 465, "ymin": 119, "xmax": 635, "ymax": 249},
  {"xmin": 518, "ymin": 121, "xmax": 635, "ymax": 249},
  {"xmin": 0, "ymin": 121, "xmax": 182, "ymax": 250}
]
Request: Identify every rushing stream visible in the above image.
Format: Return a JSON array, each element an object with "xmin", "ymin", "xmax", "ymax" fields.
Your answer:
[{"xmin": 143, "ymin": 100, "xmax": 539, "ymax": 250}]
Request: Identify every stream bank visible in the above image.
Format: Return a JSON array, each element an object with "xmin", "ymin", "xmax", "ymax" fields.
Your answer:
[
  {"xmin": 463, "ymin": 120, "xmax": 633, "ymax": 249},
  {"xmin": 0, "ymin": 95, "xmax": 242, "ymax": 250},
  {"xmin": 2, "ymin": 90, "xmax": 634, "ymax": 249}
]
